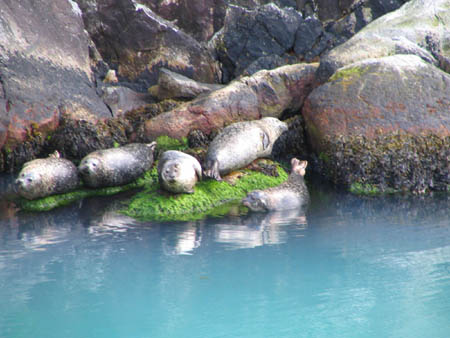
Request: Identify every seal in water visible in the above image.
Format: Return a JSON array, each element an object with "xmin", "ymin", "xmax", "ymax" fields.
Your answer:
[
  {"xmin": 158, "ymin": 150, "xmax": 202, "ymax": 194},
  {"xmin": 242, "ymin": 158, "xmax": 309, "ymax": 211},
  {"xmin": 204, "ymin": 117, "xmax": 288, "ymax": 180},
  {"xmin": 16, "ymin": 151, "xmax": 80, "ymax": 200},
  {"xmin": 79, "ymin": 142, "xmax": 157, "ymax": 188}
]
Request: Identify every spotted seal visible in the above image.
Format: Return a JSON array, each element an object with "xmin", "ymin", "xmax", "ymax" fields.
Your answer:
[
  {"xmin": 242, "ymin": 158, "xmax": 309, "ymax": 211},
  {"xmin": 79, "ymin": 142, "xmax": 156, "ymax": 188},
  {"xmin": 158, "ymin": 150, "xmax": 202, "ymax": 194},
  {"xmin": 204, "ymin": 117, "xmax": 288, "ymax": 180},
  {"xmin": 15, "ymin": 151, "xmax": 79, "ymax": 200}
]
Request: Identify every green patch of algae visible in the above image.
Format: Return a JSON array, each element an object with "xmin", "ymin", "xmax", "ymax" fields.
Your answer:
[
  {"xmin": 123, "ymin": 166, "xmax": 288, "ymax": 222},
  {"xmin": 19, "ymin": 170, "xmax": 158, "ymax": 212}
]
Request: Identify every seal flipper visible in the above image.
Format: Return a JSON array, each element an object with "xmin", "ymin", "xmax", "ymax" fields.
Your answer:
[
  {"xmin": 193, "ymin": 159, "xmax": 203, "ymax": 181},
  {"xmin": 262, "ymin": 131, "xmax": 270, "ymax": 150},
  {"xmin": 204, "ymin": 159, "xmax": 222, "ymax": 181}
]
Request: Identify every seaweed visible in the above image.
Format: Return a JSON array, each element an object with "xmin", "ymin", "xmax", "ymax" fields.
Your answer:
[{"xmin": 123, "ymin": 165, "xmax": 288, "ymax": 222}]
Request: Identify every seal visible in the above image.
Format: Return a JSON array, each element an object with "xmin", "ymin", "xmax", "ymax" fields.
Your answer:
[
  {"xmin": 242, "ymin": 158, "xmax": 309, "ymax": 212},
  {"xmin": 204, "ymin": 117, "xmax": 288, "ymax": 180},
  {"xmin": 78, "ymin": 142, "xmax": 157, "ymax": 188},
  {"xmin": 15, "ymin": 151, "xmax": 79, "ymax": 200},
  {"xmin": 158, "ymin": 150, "xmax": 202, "ymax": 194}
]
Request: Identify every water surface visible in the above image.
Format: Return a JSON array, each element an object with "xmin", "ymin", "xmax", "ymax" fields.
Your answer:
[{"xmin": 0, "ymin": 174, "xmax": 449, "ymax": 338}]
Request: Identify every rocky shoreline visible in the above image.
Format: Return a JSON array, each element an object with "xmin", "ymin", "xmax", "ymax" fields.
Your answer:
[{"xmin": 0, "ymin": 0, "xmax": 448, "ymax": 194}]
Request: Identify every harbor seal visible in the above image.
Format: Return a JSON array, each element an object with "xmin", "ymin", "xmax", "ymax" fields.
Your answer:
[
  {"xmin": 158, "ymin": 150, "xmax": 202, "ymax": 194},
  {"xmin": 204, "ymin": 117, "xmax": 288, "ymax": 180},
  {"xmin": 242, "ymin": 158, "xmax": 309, "ymax": 212},
  {"xmin": 79, "ymin": 142, "xmax": 156, "ymax": 188},
  {"xmin": 15, "ymin": 151, "xmax": 79, "ymax": 200}
]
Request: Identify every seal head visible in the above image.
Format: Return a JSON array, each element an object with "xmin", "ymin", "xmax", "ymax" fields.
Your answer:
[
  {"xmin": 158, "ymin": 150, "xmax": 202, "ymax": 194},
  {"xmin": 242, "ymin": 158, "xmax": 309, "ymax": 212},
  {"xmin": 15, "ymin": 151, "xmax": 80, "ymax": 200}
]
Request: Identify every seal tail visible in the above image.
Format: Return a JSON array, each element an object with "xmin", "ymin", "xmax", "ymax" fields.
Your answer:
[{"xmin": 204, "ymin": 159, "xmax": 222, "ymax": 181}]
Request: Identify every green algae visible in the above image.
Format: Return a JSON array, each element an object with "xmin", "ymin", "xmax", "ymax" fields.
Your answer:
[
  {"xmin": 317, "ymin": 133, "xmax": 450, "ymax": 195},
  {"xmin": 350, "ymin": 182, "xmax": 399, "ymax": 195},
  {"xmin": 123, "ymin": 165, "xmax": 289, "ymax": 222},
  {"xmin": 17, "ymin": 159, "xmax": 289, "ymax": 221},
  {"xmin": 329, "ymin": 66, "xmax": 367, "ymax": 83},
  {"xmin": 155, "ymin": 135, "xmax": 188, "ymax": 152},
  {"xmin": 18, "ymin": 170, "xmax": 158, "ymax": 212}
]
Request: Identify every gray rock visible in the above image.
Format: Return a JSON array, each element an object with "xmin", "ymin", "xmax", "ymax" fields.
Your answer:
[
  {"xmin": 75, "ymin": 0, "xmax": 221, "ymax": 91},
  {"xmin": 317, "ymin": 0, "xmax": 450, "ymax": 81},
  {"xmin": 149, "ymin": 68, "xmax": 224, "ymax": 101}
]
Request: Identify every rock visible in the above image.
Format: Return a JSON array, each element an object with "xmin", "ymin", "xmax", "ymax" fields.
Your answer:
[
  {"xmin": 144, "ymin": 63, "xmax": 318, "ymax": 140},
  {"xmin": 303, "ymin": 54, "xmax": 450, "ymax": 193},
  {"xmin": 149, "ymin": 68, "xmax": 224, "ymax": 101},
  {"xmin": 144, "ymin": 0, "xmax": 228, "ymax": 42},
  {"xmin": 212, "ymin": 3, "xmax": 304, "ymax": 81},
  {"xmin": 311, "ymin": 0, "xmax": 408, "ymax": 23},
  {"xmin": 317, "ymin": 0, "xmax": 450, "ymax": 81},
  {"xmin": 0, "ymin": 0, "xmax": 111, "ymax": 172},
  {"xmin": 101, "ymin": 86, "xmax": 151, "ymax": 117},
  {"xmin": 212, "ymin": 1, "xmax": 408, "ymax": 81},
  {"xmin": 76, "ymin": 0, "xmax": 221, "ymax": 91}
]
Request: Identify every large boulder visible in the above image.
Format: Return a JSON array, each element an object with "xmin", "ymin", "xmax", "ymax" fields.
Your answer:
[
  {"xmin": 144, "ymin": 63, "xmax": 318, "ymax": 140},
  {"xmin": 75, "ymin": 0, "xmax": 221, "ymax": 92},
  {"xmin": 0, "ymin": 0, "xmax": 111, "ymax": 172},
  {"xmin": 303, "ymin": 54, "xmax": 450, "ymax": 193},
  {"xmin": 317, "ymin": 0, "xmax": 450, "ymax": 81}
]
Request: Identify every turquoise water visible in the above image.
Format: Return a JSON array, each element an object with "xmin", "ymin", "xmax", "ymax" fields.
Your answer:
[{"xmin": 0, "ymin": 177, "xmax": 449, "ymax": 338}]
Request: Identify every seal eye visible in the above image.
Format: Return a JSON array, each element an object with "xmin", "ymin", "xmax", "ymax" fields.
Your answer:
[{"xmin": 27, "ymin": 178, "xmax": 33, "ymax": 183}]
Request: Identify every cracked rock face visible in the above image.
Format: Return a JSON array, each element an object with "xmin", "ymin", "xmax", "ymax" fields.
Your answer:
[{"xmin": 75, "ymin": 0, "xmax": 221, "ymax": 92}]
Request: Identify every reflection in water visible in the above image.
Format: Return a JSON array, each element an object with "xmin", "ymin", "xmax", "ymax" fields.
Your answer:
[
  {"xmin": 162, "ymin": 223, "xmax": 203, "ymax": 255},
  {"xmin": 214, "ymin": 207, "xmax": 308, "ymax": 249},
  {"xmin": 1, "ymin": 173, "xmax": 450, "ymax": 338}
]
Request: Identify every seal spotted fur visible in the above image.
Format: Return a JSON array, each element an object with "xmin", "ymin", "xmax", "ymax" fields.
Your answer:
[
  {"xmin": 242, "ymin": 158, "xmax": 309, "ymax": 211},
  {"xmin": 204, "ymin": 117, "xmax": 288, "ymax": 180},
  {"xmin": 158, "ymin": 150, "xmax": 202, "ymax": 194},
  {"xmin": 16, "ymin": 151, "xmax": 79, "ymax": 200},
  {"xmin": 79, "ymin": 142, "xmax": 156, "ymax": 188}
]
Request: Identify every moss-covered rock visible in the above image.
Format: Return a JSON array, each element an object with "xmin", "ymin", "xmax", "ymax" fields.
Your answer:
[
  {"xmin": 316, "ymin": 133, "xmax": 450, "ymax": 195},
  {"xmin": 18, "ymin": 170, "xmax": 158, "ymax": 212},
  {"xmin": 123, "ymin": 164, "xmax": 288, "ymax": 222}
]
